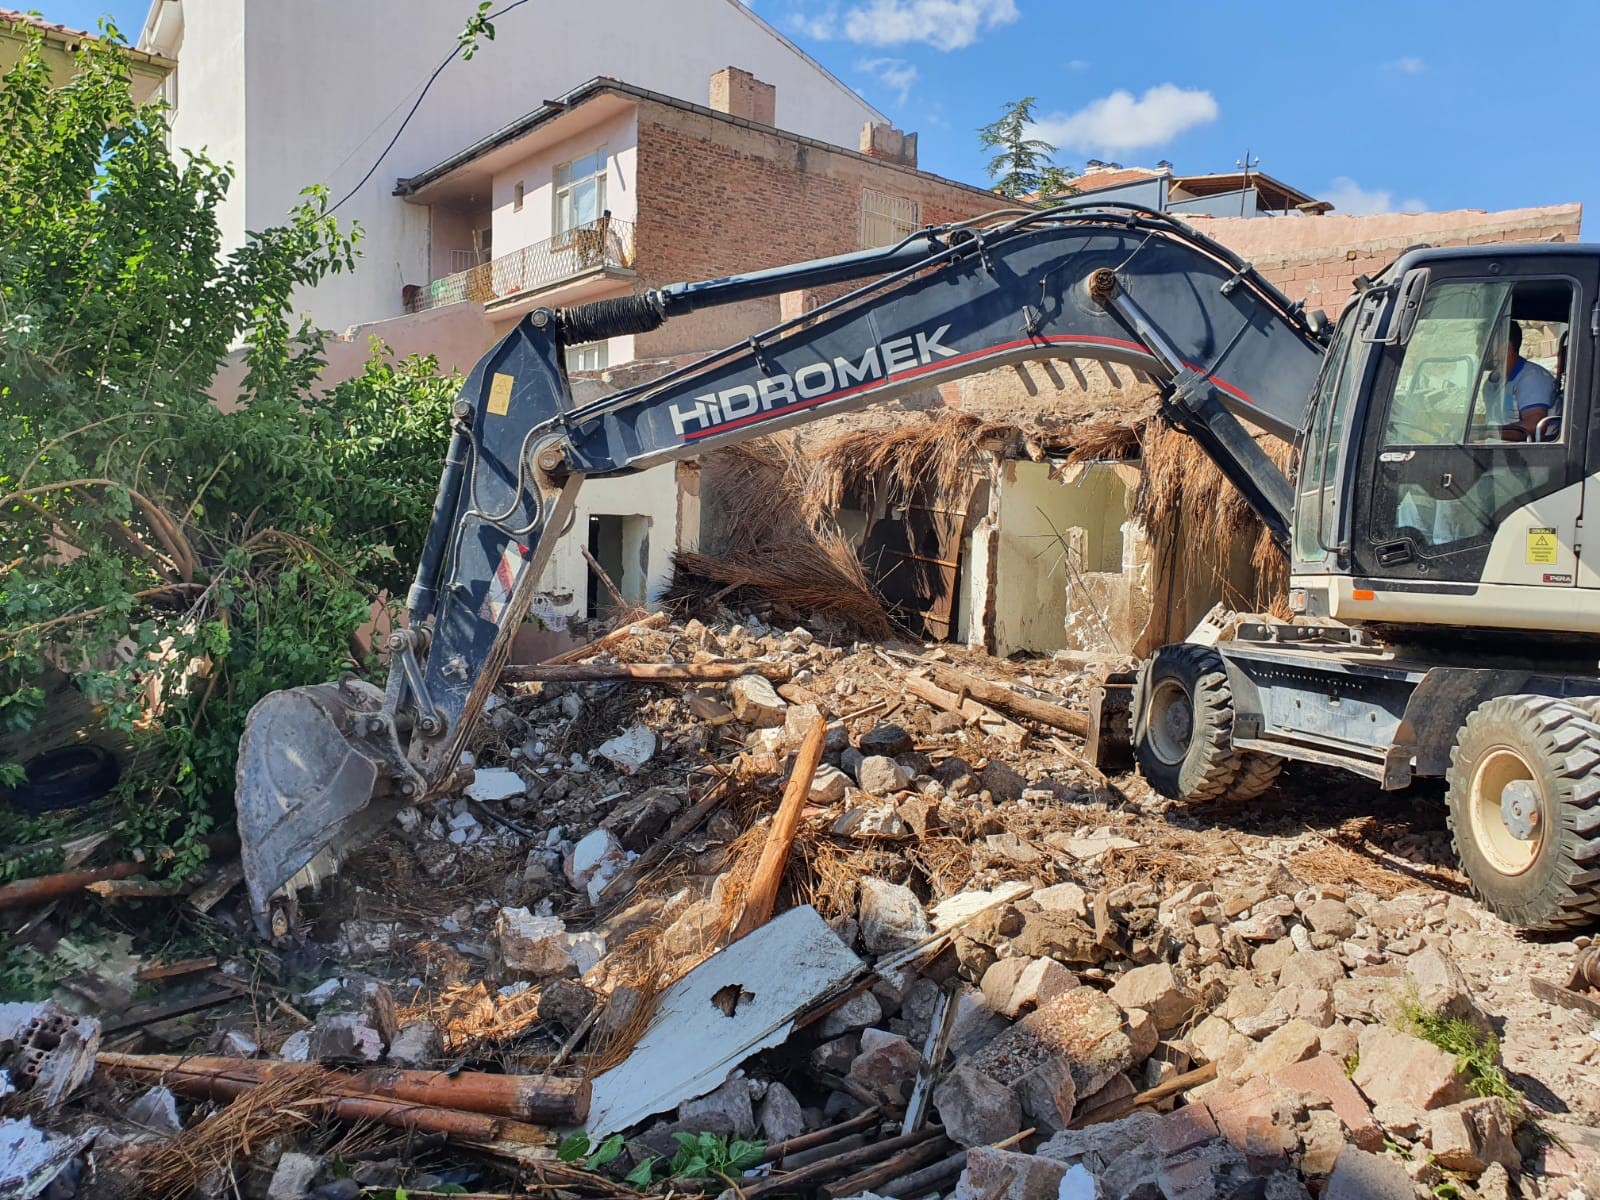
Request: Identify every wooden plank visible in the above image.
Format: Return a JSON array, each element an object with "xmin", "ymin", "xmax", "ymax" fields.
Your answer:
[
  {"xmin": 1532, "ymin": 977, "xmax": 1600, "ymax": 1021},
  {"xmin": 904, "ymin": 676, "xmax": 1030, "ymax": 749}
]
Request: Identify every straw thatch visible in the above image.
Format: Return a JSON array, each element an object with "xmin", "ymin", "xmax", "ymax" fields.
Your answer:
[
  {"xmin": 808, "ymin": 411, "xmax": 1020, "ymax": 520},
  {"xmin": 1135, "ymin": 420, "xmax": 1292, "ymax": 622},
  {"xmin": 670, "ymin": 439, "xmax": 896, "ymax": 637}
]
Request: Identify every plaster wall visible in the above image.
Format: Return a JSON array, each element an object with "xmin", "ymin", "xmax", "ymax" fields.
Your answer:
[{"xmin": 144, "ymin": 0, "xmax": 884, "ymax": 334}]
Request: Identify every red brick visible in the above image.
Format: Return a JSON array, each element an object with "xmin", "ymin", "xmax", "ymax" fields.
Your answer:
[
  {"xmin": 1151, "ymin": 1103, "xmax": 1219, "ymax": 1156},
  {"xmin": 1272, "ymin": 1053, "xmax": 1382, "ymax": 1151}
]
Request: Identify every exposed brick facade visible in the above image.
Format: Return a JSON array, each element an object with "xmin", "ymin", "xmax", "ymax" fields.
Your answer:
[
  {"xmin": 1191, "ymin": 204, "xmax": 1584, "ymax": 316},
  {"xmin": 631, "ymin": 97, "xmax": 1001, "ymax": 356}
]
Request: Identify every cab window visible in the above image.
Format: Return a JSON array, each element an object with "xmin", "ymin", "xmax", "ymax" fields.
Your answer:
[{"xmin": 1369, "ymin": 277, "xmax": 1574, "ymax": 560}]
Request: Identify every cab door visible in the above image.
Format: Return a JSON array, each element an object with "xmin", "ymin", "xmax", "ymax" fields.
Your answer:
[{"xmin": 1351, "ymin": 257, "xmax": 1593, "ymax": 591}]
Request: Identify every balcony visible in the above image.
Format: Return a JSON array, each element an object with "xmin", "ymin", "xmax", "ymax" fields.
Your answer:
[{"xmin": 406, "ymin": 217, "xmax": 636, "ymax": 314}]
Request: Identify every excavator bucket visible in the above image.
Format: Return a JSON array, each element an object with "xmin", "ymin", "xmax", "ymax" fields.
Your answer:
[{"xmin": 235, "ymin": 678, "xmax": 402, "ymax": 934}]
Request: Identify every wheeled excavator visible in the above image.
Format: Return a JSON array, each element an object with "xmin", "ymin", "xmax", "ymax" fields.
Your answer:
[{"xmin": 235, "ymin": 202, "xmax": 1600, "ymax": 935}]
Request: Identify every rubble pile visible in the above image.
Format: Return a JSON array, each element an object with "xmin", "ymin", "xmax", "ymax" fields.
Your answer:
[{"xmin": 3, "ymin": 612, "xmax": 1599, "ymax": 1200}]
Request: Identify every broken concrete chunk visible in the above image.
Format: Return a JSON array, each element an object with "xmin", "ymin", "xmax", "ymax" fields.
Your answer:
[
  {"xmin": 730, "ymin": 675, "xmax": 788, "ymax": 727},
  {"xmin": 611, "ymin": 787, "xmax": 683, "ymax": 851},
  {"xmin": 757, "ymin": 1080, "xmax": 808, "ymax": 1142},
  {"xmin": 784, "ymin": 701, "xmax": 825, "ymax": 746},
  {"xmin": 1031, "ymin": 882, "xmax": 1089, "ymax": 920},
  {"xmin": 930, "ymin": 882, "xmax": 1032, "ymax": 931},
  {"xmin": 954, "ymin": 1146, "xmax": 1071, "ymax": 1200},
  {"xmin": 1237, "ymin": 1018, "xmax": 1321, "ymax": 1079},
  {"xmin": 385, "ymin": 1021, "xmax": 441, "ymax": 1067},
  {"xmin": 832, "ymin": 804, "xmax": 911, "ymax": 840},
  {"xmin": 1122, "ymin": 1008, "xmax": 1158, "ymax": 1063},
  {"xmin": 306, "ymin": 1013, "xmax": 384, "ymax": 1063},
  {"xmin": 538, "ymin": 980, "xmax": 598, "ymax": 1033},
  {"xmin": 1322, "ymin": 1146, "xmax": 1413, "ymax": 1200},
  {"xmin": 465, "ymin": 766, "xmax": 526, "ymax": 803},
  {"xmin": 847, "ymin": 1027, "xmax": 922, "ymax": 1101},
  {"xmin": 1275, "ymin": 950, "xmax": 1345, "ymax": 992},
  {"xmin": 493, "ymin": 907, "xmax": 576, "ymax": 981},
  {"xmin": 935, "ymin": 1064, "xmax": 1024, "ymax": 1148},
  {"xmin": 1352, "ymin": 1025, "xmax": 1469, "ymax": 1111},
  {"xmin": 980, "ymin": 957, "xmax": 1076, "ymax": 1020},
  {"xmin": 1402, "ymin": 944, "xmax": 1491, "ymax": 1031},
  {"xmin": 564, "ymin": 830, "xmax": 628, "ymax": 903},
  {"xmin": 809, "ymin": 763, "xmax": 850, "ymax": 804},
  {"xmin": 594, "ymin": 724, "xmax": 657, "ymax": 774},
  {"xmin": 811, "ymin": 1034, "xmax": 860, "ymax": 1074},
  {"xmin": 278, "ymin": 1030, "xmax": 312, "ymax": 1063},
  {"xmin": 1107, "ymin": 962, "xmax": 1198, "ymax": 1032},
  {"xmin": 127, "ymin": 1085, "xmax": 182, "ymax": 1134},
  {"xmin": 1270, "ymin": 1053, "xmax": 1382, "ymax": 1152},
  {"xmin": 819, "ymin": 990, "xmax": 884, "ymax": 1038},
  {"xmin": 266, "ymin": 1151, "xmax": 324, "ymax": 1200},
  {"xmin": 947, "ymin": 986, "xmax": 1012, "ymax": 1059},
  {"xmin": 857, "ymin": 723, "xmax": 913, "ymax": 756},
  {"xmin": 856, "ymin": 755, "xmax": 913, "ymax": 794},
  {"xmin": 678, "ymin": 1075, "xmax": 757, "ymax": 1138},
  {"xmin": 857, "ymin": 878, "xmax": 932, "ymax": 955},
  {"xmin": 1011, "ymin": 1055, "xmax": 1078, "ymax": 1132},
  {"xmin": 1428, "ymin": 1096, "xmax": 1520, "ymax": 1177},
  {"xmin": 966, "ymin": 987, "xmax": 1133, "ymax": 1100},
  {"xmin": 1301, "ymin": 899, "xmax": 1356, "ymax": 939}
]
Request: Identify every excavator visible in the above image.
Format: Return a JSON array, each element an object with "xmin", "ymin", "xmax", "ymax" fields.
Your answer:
[{"xmin": 236, "ymin": 202, "xmax": 1600, "ymax": 936}]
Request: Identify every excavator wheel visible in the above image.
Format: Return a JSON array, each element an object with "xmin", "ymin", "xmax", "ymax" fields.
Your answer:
[
  {"xmin": 1445, "ymin": 694, "xmax": 1600, "ymax": 931},
  {"xmin": 1132, "ymin": 643, "xmax": 1283, "ymax": 804}
]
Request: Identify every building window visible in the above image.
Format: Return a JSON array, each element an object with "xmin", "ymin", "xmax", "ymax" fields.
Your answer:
[
  {"xmin": 566, "ymin": 341, "xmax": 609, "ymax": 374},
  {"xmin": 554, "ymin": 147, "xmax": 608, "ymax": 235},
  {"xmin": 514, "ymin": 182, "xmax": 525, "ymax": 212},
  {"xmin": 860, "ymin": 188, "xmax": 919, "ymax": 249}
]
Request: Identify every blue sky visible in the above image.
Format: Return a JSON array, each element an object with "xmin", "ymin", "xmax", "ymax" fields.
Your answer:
[{"xmin": 39, "ymin": 0, "xmax": 1596, "ymax": 228}]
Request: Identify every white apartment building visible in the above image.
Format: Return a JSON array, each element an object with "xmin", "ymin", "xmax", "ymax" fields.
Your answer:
[{"xmin": 136, "ymin": 0, "xmax": 884, "ymax": 339}]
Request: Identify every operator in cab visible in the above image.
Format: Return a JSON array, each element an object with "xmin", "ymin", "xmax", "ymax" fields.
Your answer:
[{"xmin": 1497, "ymin": 321, "xmax": 1559, "ymax": 441}]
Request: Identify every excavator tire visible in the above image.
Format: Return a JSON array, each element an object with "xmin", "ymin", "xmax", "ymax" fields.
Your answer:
[
  {"xmin": 1132, "ymin": 643, "xmax": 1282, "ymax": 804},
  {"xmin": 1446, "ymin": 694, "xmax": 1600, "ymax": 931}
]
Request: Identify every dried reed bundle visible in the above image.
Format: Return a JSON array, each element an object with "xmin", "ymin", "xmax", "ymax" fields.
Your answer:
[
  {"xmin": 671, "ymin": 536, "xmax": 894, "ymax": 638},
  {"xmin": 128, "ymin": 1067, "xmax": 332, "ymax": 1200},
  {"xmin": 809, "ymin": 411, "xmax": 1015, "ymax": 520}
]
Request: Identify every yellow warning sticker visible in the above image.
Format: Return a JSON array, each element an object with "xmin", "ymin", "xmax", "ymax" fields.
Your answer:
[
  {"xmin": 1527, "ymin": 527, "xmax": 1559, "ymax": 565},
  {"xmin": 487, "ymin": 372, "xmax": 514, "ymax": 416}
]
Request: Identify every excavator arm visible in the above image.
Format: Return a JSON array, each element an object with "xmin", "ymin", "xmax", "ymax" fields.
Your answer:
[{"xmin": 236, "ymin": 203, "xmax": 1329, "ymax": 931}]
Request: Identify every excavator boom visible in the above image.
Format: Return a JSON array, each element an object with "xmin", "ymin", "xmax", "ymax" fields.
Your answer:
[{"xmin": 236, "ymin": 203, "xmax": 1329, "ymax": 931}]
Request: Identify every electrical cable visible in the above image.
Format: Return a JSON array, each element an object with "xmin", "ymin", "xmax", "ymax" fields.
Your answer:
[{"xmin": 328, "ymin": 0, "xmax": 533, "ymax": 214}]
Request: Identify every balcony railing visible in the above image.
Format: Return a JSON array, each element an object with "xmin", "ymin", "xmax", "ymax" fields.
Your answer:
[{"xmin": 407, "ymin": 217, "xmax": 636, "ymax": 314}]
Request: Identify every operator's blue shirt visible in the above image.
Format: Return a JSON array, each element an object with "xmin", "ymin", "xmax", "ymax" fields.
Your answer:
[{"xmin": 1498, "ymin": 356, "xmax": 1559, "ymax": 424}]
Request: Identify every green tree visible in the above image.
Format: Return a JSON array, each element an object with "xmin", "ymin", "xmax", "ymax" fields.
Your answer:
[
  {"xmin": 978, "ymin": 97, "xmax": 1075, "ymax": 199},
  {"xmin": 0, "ymin": 22, "xmax": 457, "ymax": 878}
]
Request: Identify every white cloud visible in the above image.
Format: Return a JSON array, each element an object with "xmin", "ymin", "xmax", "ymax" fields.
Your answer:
[
  {"xmin": 1324, "ymin": 176, "xmax": 1426, "ymax": 215},
  {"xmin": 1385, "ymin": 55, "xmax": 1425, "ymax": 74},
  {"xmin": 857, "ymin": 56, "xmax": 919, "ymax": 103},
  {"xmin": 1067, "ymin": 59, "xmax": 1090, "ymax": 71},
  {"xmin": 1027, "ymin": 84, "xmax": 1218, "ymax": 153},
  {"xmin": 794, "ymin": 0, "xmax": 1019, "ymax": 50}
]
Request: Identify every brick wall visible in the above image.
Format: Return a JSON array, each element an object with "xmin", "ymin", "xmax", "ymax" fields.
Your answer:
[
  {"xmin": 631, "ymin": 99, "xmax": 1002, "ymax": 356},
  {"xmin": 1191, "ymin": 204, "xmax": 1584, "ymax": 316}
]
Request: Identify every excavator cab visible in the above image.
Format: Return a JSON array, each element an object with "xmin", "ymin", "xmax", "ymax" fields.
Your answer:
[{"xmin": 1290, "ymin": 245, "xmax": 1598, "ymax": 626}]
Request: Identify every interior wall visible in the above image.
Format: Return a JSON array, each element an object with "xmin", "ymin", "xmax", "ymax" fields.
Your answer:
[
  {"xmin": 542, "ymin": 465, "xmax": 683, "ymax": 618},
  {"xmin": 990, "ymin": 460, "xmax": 1134, "ymax": 657}
]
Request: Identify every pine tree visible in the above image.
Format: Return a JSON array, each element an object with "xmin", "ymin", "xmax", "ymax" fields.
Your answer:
[{"xmin": 978, "ymin": 97, "xmax": 1075, "ymax": 199}]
